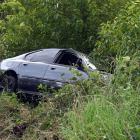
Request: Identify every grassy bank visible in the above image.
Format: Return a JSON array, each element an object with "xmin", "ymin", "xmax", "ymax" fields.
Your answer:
[{"xmin": 0, "ymin": 56, "xmax": 140, "ymax": 140}]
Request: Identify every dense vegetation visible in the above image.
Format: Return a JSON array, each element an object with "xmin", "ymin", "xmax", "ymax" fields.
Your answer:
[
  {"xmin": 0, "ymin": 0, "xmax": 129, "ymax": 58},
  {"xmin": 0, "ymin": 0, "xmax": 140, "ymax": 139}
]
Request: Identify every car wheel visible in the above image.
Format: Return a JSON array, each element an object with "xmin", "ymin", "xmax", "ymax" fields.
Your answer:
[{"xmin": 1, "ymin": 75, "xmax": 17, "ymax": 92}]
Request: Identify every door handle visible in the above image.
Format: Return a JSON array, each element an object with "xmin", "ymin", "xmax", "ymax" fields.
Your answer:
[
  {"xmin": 51, "ymin": 67, "xmax": 56, "ymax": 70},
  {"xmin": 23, "ymin": 63, "xmax": 28, "ymax": 66}
]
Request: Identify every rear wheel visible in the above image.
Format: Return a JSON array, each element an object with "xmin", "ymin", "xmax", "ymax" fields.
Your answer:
[{"xmin": 1, "ymin": 75, "xmax": 17, "ymax": 92}]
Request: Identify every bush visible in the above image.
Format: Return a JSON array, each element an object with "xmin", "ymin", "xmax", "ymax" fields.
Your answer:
[
  {"xmin": 92, "ymin": 0, "xmax": 140, "ymax": 71},
  {"xmin": 0, "ymin": 0, "xmax": 129, "ymax": 57},
  {"xmin": 60, "ymin": 55, "xmax": 140, "ymax": 140}
]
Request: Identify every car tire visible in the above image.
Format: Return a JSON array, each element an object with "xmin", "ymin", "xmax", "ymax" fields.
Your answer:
[{"xmin": 1, "ymin": 75, "xmax": 17, "ymax": 93}]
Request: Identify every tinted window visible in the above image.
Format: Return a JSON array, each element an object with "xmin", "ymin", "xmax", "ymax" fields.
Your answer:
[{"xmin": 25, "ymin": 49, "xmax": 59, "ymax": 63}]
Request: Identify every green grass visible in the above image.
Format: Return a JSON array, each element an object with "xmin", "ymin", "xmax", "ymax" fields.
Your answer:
[
  {"xmin": 61, "ymin": 91, "xmax": 140, "ymax": 140},
  {"xmin": 60, "ymin": 56, "xmax": 140, "ymax": 140},
  {"xmin": 0, "ymin": 56, "xmax": 140, "ymax": 140}
]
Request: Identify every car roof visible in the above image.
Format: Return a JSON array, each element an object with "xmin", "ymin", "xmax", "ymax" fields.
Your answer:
[
  {"xmin": 40, "ymin": 48, "xmax": 80, "ymax": 56},
  {"xmin": 42, "ymin": 48, "xmax": 76, "ymax": 52},
  {"xmin": 23, "ymin": 48, "xmax": 79, "ymax": 62}
]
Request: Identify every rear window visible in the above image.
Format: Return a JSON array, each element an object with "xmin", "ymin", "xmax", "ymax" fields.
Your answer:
[{"xmin": 25, "ymin": 49, "xmax": 59, "ymax": 63}]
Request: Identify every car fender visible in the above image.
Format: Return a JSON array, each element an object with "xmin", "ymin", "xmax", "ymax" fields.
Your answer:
[{"xmin": 0, "ymin": 59, "xmax": 23, "ymax": 77}]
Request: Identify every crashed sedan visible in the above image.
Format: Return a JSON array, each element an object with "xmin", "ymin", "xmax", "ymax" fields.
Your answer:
[{"xmin": 0, "ymin": 48, "xmax": 97, "ymax": 94}]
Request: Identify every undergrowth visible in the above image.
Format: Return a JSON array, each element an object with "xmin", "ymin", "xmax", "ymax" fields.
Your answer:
[{"xmin": 0, "ymin": 55, "xmax": 140, "ymax": 140}]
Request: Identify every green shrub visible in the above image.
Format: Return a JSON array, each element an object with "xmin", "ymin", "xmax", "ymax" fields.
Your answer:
[
  {"xmin": 92, "ymin": 0, "xmax": 140, "ymax": 71},
  {"xmin": 60, "ymin": 55, "xmax": 140, "ymax": 140},
  {"xmin": 0, "ymin": 0, "xmax": 129, "ymax": 57}
]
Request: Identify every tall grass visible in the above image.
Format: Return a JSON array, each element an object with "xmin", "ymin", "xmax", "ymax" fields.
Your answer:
[
  {"xmin": 60, "ymin": 55, "xmax": 140, "ymax": 140},
  {"xmin": 0, "ymin": 56, "xmax": 140, "ymax": 140}
]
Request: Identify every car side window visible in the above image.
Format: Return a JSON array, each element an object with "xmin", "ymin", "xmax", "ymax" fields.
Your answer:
[{"xmin": 55, "ymin": 52, "xmax": 84, "ymax": 70}]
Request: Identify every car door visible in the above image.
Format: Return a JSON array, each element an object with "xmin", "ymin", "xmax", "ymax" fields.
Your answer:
[
  {"xmin": 18, "ymin": 49, "xmax": 60, "ymax": 92},
  {"xmin": 44, "ymin": 64, "xmax": 73, "ymax": 82},
  {"xmin": 44, "ymin": 64, "xmax": 88, "ymax": 82},
  {"xmin": 18, "ymin": 62, "xmax": 49, "ymax": 92},
  {"xmin": 43, "ymin": 51, "xmax": 88, "ymax": 88}
]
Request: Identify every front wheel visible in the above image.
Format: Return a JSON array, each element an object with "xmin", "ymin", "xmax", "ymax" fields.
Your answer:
[{"xmin": 1, "ymin": 75, "xmax": 17, "ymax": 92}]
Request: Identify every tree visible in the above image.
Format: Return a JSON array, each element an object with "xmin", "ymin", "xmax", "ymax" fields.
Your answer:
[
  {"xmin": 92, "ymin": 0, "xmax": 140, "ymax": 72},
  {"xmin": 0, "ymin": 0, "xmax": 129, "ymax": 58}
]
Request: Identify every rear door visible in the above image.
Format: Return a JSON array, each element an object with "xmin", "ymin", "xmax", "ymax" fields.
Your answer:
[
  {"xmin": 18, "ymin": 49, "xmax": 59, "ymax": 92},
  {"xmin": 18, "ymin": 62, "xmax": 49, "ymax": 91}
]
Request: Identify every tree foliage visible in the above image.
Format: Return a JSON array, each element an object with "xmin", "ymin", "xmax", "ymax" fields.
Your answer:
[
  {"xmin": 93, "ymin": 0, "xmax": 140, "ymax": 71},
  {"xmin": 0, "ymin": 0, "xmax": 128, "ymax": 58}
]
